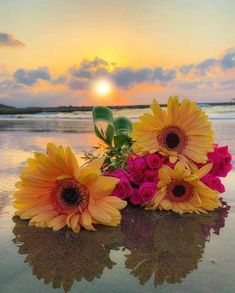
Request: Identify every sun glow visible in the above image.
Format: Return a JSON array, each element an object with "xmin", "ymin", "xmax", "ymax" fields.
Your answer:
[{"xmin": 94, "ymin": 80, "xmax": 112, "ymax": 97}]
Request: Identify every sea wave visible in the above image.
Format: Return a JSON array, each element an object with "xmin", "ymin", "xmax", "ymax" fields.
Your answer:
[{"xmin": 1, "ymin": 105, "xmax": 235, "ymax": 121}]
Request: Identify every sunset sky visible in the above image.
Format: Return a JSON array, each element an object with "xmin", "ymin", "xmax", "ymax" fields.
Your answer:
[{"xmin": 0, "ymin": 0, "xmax": 235, "ymax": 106}]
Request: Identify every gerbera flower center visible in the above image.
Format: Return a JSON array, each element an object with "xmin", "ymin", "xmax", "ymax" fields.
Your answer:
[
  {"xmin": 172, "ymin": 184, "xmax": 186, "ymax": 197},
  {"xmin": 61, "ymin": 186, "xmax": 83, "ymax": 207},
  {"xmin": 52, "ymin": 178, "xmax": 89, "ymax": 214},
  {"xmin": 167, "ymin": 180, "xmax": 193, "ymax": 202},
  {"xmin": 158, "ymin": 125, "xmax": 188, "ymax": 152}
]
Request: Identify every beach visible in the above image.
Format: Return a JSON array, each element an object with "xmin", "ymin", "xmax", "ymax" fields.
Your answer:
[{"xmin": 0, "ymin": 106, "xmax": 235, "ymax": 293}]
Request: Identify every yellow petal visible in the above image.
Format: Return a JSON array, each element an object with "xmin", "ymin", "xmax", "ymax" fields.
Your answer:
[
  {"xmin": 101, "ymin": 196, "xmax": 127, "ymax": 209},
  {"xmin": 88, "ymin": 203, "xmax": 112, "ymax": 224},
  {"xmin": 71, "ymin": 214, "xmax": 80, "ymax": 232},
  {"xmin": 195, "ymin": 163, "xmax": 213, "ymax": 178},
  {"xmin": 80, "ymin": 211, "xmax": 96, "ymax": 231},
  {"xmin": 47, "ymin": 214, "xmax": 66, "ymax": 227},
  {"xmin": 89, "ymin": 176, "xmax": 119, "ymax": 199},
  {"xmin": 53, "ymin": 221, "xmax": 66, "ymax": 231}
]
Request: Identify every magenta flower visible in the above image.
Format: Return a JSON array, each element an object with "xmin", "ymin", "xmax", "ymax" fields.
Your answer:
[
  {"xmin": 130, "ymin": 191, "xmax": 142, "ymax": 205},
  {"xmin": 207, "ymin": 145, "xmax": 232, "ymax": 177},
  {"xmin": 201, "ymin": 175, "xmax": 225, "ymax": 193},
  {"xmin": 127, "ymin": 155, "xmax": 146, "ymax": 171},
  {"xmin": 144, "ymin": 169, "xmax": 158, "ymax": 183},
  {"xmin": 139, "ymin": 182, "xmax": 157, "ymax": 203},
  {"xmin": 126, "ymin": 156, "xmax": 146, "ymax": 184},
  {"xmin": 105, "ymin": 168, "xmax": 133, "ymax": 200},
  {"xmin": 146, "ymin": 153, "xmax": 164, "ymax": 170},
  {"xmin": 131, "ymin": 182, "xmax": 157, "ymax": 205}
]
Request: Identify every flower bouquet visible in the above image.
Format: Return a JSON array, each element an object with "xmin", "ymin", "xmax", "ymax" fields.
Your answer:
[
  {"xmin": 90, "ymin": 96, "xmax": 232, "ymax": 214},
  {"xmin": 13, "ymin": 96, "xmax": 232, "ymax": 233}
]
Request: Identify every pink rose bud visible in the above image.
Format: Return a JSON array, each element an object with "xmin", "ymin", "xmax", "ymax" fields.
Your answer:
[
  {"xmin": 201, "ymin": 175, "xmax": 225, "ymax": 193},
  {"xmin": 208, "ymin": 145, "xmax": 232, "ymax": 177}
]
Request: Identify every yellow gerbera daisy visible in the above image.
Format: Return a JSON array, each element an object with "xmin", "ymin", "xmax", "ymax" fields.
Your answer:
[
  {"xmin": 132, "ymin": 96, "xmax": 214, "ymax": 163},
  {"xmin": 13, "ymin": 143, "xmax": 127, "ymax": 233},
  {"xmin": 146, "ymin": 161, "xmax": 221, "ymax": 214}
]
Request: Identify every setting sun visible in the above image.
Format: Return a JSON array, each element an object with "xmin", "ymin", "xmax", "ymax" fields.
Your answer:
[{"xmin": 94, "ymin": 80, "xmax": 112, "ymax": 97}]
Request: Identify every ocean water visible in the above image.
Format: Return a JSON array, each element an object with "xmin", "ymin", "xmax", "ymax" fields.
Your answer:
[
  {"xmin": 1, "ymin": 104, "xmax": 235, "ymax": 121},
  {"xmin": 0, "ymin": 106, "xmax": 235, "ymax": 293}
]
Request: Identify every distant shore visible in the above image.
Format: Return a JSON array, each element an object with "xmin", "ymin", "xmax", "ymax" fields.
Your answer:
[{"xmin": 1, "ymin": 102, "xmax": 235, "ymax": 115}]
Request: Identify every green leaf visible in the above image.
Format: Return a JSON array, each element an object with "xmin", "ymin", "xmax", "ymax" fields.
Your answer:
[
  {"xmin": 92, "ymin": 106, "xmax": 114, "ymax": 125},
  {"xmin": 105, "ymin": 124, "xmax": 115, "ymax": 145},
  {"xmin": 92, "ymin": 106, "xmax": 114, "ymax": 144},
  {"xmin": 92, "ymin": 107, "xmax": 133, "ymax": 151},
  {"xmin": 94, "ymin": 125, "xmax": 105, "ymax": 141},
  {"xmin": 114, "ymin": 116, "xmax": 132, "ymax": 135},
  {"xmin": 114, "ymin": 134, "xmax": 131, "ymax": 148}
]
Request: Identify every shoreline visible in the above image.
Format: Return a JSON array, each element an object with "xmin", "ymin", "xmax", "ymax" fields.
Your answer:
[{"xmin": 1, "ymin": 102, "xmax": 235, "ymax": 115}]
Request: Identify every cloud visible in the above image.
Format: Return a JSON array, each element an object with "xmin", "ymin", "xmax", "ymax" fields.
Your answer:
[
  {"xmin": 179, "ymin": 64, "xmax": 193, "ymax": 75},
  {"xmin": 220, "ymin": 79, "xmax": 235, "ymax": 91},
  {"xmin": 0, "ymin": 32, "xmax": 25, "ymax": 47},
  {"xmin": 221, "ymin": 52, "xmax": 235, "ymax": 70},
  {"xmin": 69, "ymin": 57, "xmax": 109, "ymax": 79},
  {"xmin": 52, "ymin": 75, "xmax": 67, "ymax": 84},
  {"xmin": 68, "ymin": 79, "xmax": 89, "ymax": 90},
  {"xmin": 111, "ymin": 67, "xmax": 176, "ymax": 88},
  {"xmin": 179, "ymin": 49, "xmax": 235, "ymax": 75},
  {"xmin": 112, "ymin": 67, "xmax": 151, "ymax": 88},
  {"xmin": 177, "ymin": 81, "xmax": 200, "ymax": 90},
  {"xmin": 151, "ymin": 67, "xmax": 176, "ymax": 82},
  {"xmin": 70, "ymin": 67, "xmax": 93, "ymax": 79},
  {"xmin": 14, "ymin": 67, "xmax": 51, "ymax": 85},
  {"xmin": 196, "ymin": 58, "xmax": 217, "ymax": 74},
  {"xmin": 68, "ymin": 57, "xmax": 111, "ymax": 90},
  {"xmin": 0, "ymin": 79, "xmax": 23, "ymax": 91},
  {"xmin": 68, "ymin": 58, "xmax": 176, "ymax": 89},
  {"xmin": 4, "ymin": 49, "xmax": 235, "ymax": 94},
  {"xmin": 1, "ymin": 48, "xmax": 235, "ymax": 106},
  {"xmin": 80, "ymin": 57, "xmax": 109, "ymax": 69}
]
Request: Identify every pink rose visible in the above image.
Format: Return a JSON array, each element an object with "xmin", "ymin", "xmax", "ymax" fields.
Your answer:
[
  {"xmin": 127, "ymin": 156, "xmax": 146, "ymax": 184},
  {"xmin": 112, "ymin": 180, "xmax": 134, "ymax": 199},
  {"xmin": 139, "ymin": 182, "xmax": 157, "ymax": 203},
  {"xmin": 146, "ymin": 153, "xmax": 164, "ymax": 170},
  {"xmin": 201, "ymin": 175, "xmax": 225, "ymax": 193},
  {"xmin": 105, "ymin": 168, "xmax": 133, "ymax": 200},
  {"xmin": 138, "ymin": 182, "xmax": 157, "ymax": 204},
  {"xmin": 208, "ymin": 145, "xmax": 232, "ymax": 177},
  {"xmin": 109, "ymin": 168, "xmax": 129, "ymax": 182},
  {"xmin": 127, "ymin": 155, "xmax": 146, "ymax": 171},
  {"xmin": 130, "ymin": 190, "xmax": 142, "ymax": 205},
  {"xmin": 144, "ymin": 169, "xmax": 158, "ymax": 183}
]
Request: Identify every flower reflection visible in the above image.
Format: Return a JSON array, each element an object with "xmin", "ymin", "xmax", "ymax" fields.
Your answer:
[
  {"xmin": 121, "ymin": 202, "xmax": 230, "ymax": 286},
  {"xmin": 12, "ymin": 202, "xmax": 230, "ymax": 290},
  {"xmin": 12, "ymin": 217, "xmax": 123, "ymax": 292}
]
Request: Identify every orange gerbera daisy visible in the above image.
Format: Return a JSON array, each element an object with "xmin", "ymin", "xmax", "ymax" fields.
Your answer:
[{"xmin": 14, "ymin": 143, "xmax": 126, "ymax": 233}]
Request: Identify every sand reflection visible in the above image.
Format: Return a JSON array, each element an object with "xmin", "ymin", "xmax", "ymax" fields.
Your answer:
[
  {"xmin": 121, "ymin": 202, "xmax": 230, "ymax": 286},
  {"xmin": 12, "ymin": 202, "xmax": 230, "ymax": 291},
  {"xmin": 12, "ymin": 218, "xmax": 123, "ymax": 292}
]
